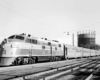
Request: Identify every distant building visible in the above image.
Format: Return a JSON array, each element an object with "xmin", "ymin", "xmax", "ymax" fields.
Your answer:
[{"xmin": 77, "ymin": 30, "xmax": 95, "ymax": 49}]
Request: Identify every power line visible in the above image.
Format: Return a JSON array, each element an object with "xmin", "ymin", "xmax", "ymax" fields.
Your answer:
[
  {"xmin": 0, "ymin": 17, "xmax": 44, "ymax": 29},
  {"xmin": 68, "ymin": 22, "xmax": 100, "ymax": 33},
  {"xmin": 0, "ymin": 3, "xmax": 53, "ymax": 29},
  {"xmin": 0, "ymin": 3, "xmax": 100, "ymax": 33}
]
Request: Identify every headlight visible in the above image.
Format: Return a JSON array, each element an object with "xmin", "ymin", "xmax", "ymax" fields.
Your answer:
[{"xmin": 11, "ymin": 44, "xmax": 19, "ymax": 48}]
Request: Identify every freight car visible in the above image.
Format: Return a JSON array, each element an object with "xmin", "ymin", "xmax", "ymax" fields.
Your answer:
[{"xmin": 0, "ymin": 33, "xmax": 99, "ymax": 66}]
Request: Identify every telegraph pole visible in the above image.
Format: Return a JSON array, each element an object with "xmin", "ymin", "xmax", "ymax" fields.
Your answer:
[
  {"xmin": 63, "ymin": 32, "xmax": 74, "ymax": 46},
  {"xmin": 72, "ymin": 33, "xmax": 74, "ymax": 46}
]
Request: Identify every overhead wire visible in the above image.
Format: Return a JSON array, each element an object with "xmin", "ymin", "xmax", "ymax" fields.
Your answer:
[
  {"xmin": 0, "ymin": 3, "xmax": 100, "ymax": 34},
  {"xmin": 67, "ymin": 22, "xmax": 100, "ymax": 33},
  {"xmin": 0, "ymin": 3, "xmax": 54, "ymax": 30},
  {"xmin": 0, "ymin": 17, "xmax": 42, "ymax": 29}
]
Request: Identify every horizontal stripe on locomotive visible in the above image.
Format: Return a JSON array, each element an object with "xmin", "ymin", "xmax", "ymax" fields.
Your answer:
[
  {"xmin": 5, "ymin": 43, "xmax": 63, "ymax": 51},
  {"xmin": 20, "ymin": 49, "xmax": 64, "ymax": 56},
  {"xmin": 51, "ymin": 51, "xmax": 64, "ymax": 56},
  {"xmin": 2, "ymin": 48, "xmax": 64, "ymax": 57}
]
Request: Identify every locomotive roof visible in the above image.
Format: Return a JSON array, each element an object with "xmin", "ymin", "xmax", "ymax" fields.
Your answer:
[{"xmin": 8, "ymin": 33, "xmax": 62, "ymax": 46}]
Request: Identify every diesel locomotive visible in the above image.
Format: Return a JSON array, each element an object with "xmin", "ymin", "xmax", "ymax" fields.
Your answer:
[{"xmin": 0, "ymin": 33, "xmax": 99, "ymax": 66}]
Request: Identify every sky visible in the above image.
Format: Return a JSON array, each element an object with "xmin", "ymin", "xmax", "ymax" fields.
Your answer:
[{"xmin": 0, "ymin": 0, "xmax": 100, "ymax": 46}]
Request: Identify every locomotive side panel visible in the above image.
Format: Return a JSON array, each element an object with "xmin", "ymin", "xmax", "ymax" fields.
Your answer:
[
  {"xmin": 82, "ymin": 48, "xmax": 90, "ymax": 57},
  {"xmin": 75, "ymin": 47, "xmax": 82, "ymax": 58},
  {"xmin": 90, "ymin": 50, "xmax": 95, "ymax": 57},
  {"xmin": 51, "ymin": 43, "xmax": 64, "ymax": 61},
  {"xmin": 65, "ymin": 45, "xmax": 76, "ymax": 59}
]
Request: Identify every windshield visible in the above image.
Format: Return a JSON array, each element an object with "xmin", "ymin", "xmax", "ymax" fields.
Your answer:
[
  {"xmin": 8, "ymin": 35, "xmax": 25, "ymax": 42},
  {"xmin": 15, "ymin": 35, "xmax": 24, "ymax": 40},
  {"xmin": 8, "ymin": 35, "xmax": 15, "ymax": 39}
]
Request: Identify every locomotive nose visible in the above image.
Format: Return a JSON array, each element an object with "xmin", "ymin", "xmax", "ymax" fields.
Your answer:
[
  {"xmin": 0, "ymin": 57, "xmax": 16, "ymax": 66},
  {"xmin": 0, "ymin": 45, "xmax": 4, "ymax": 57}
]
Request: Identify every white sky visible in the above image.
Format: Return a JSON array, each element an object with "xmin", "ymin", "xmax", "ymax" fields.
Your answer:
[{"xmin": 0, "ymin": 0, "xmax": 100, "ymax": 46}]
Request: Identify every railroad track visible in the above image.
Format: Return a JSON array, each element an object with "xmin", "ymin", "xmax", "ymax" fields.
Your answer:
[
  {"xmin": 85, "ymin": 63, "xmax": 100, "ymax": 80},
  {"xmin": 2, "ymin": 58, "xmax": 98, "ymax": 80},
  {"xmin": 0, "ymin": 57, "xmax": 97, "ymax": 80},
  {"xmin": 52, "ymin": 59, "xmax": 100, "ymax": 80}
]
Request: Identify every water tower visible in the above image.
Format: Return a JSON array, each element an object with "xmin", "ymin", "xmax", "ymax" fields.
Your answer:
[{"xmin": 77, "ymin": 30, "xmax": 95, "ymax": 48}]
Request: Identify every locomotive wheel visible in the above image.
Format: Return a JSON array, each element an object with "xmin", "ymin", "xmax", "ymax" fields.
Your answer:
[
  {"xmin": 55, "ymin": 57, "xmax": 57, "ymax": 61},
  {"xmin": 50, "ymin": 57, "xmax": 56, "ymax": 62},
  {"xmin": 55, "ymin": 57, "xmax": 60, "ymax": 61},
  {"xmin": 12, "ymin": 57, "xmax": 23, "ymax": 65},
  {"xmin": 50, "ymin": 57, "xmax": 53, "ymax": 62},
  {"xmin": 18, "ymin": 57, "xmax": 24, "ymax": 65},
  {"xmin": 12, "ymin": 60, "xmax": 18, "ymax": 65},
  {"xmin": 28, "ymin": 57, "xmax": 36, "ymax": 64},
  {"xmin": 23, "ymin": 58, "xmax": 28, "ymax": 65},
  {"xmin": 28, "ymin": 59, "xmax": 35, "ymax": 64},
  {"xmin": 57, "ymin": 57, "xmax": 61, "ymax": 61}
]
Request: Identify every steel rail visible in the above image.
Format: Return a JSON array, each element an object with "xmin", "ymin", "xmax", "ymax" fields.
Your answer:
[
  {"xmin": 8, "ymin": 59, "xmax": 96, "ymax": 80},
  {"xmin": 85, "ymin": 64, "xmax": 100, "ymax": 80}
]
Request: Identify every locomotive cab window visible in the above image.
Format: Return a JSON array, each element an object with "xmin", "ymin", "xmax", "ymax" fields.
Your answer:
[
  {"xmin": 15, "ymin": 36, "xmax": 24, "ymax": 40},
  {"xmin": 8, "ymin": 35, "xmax": 15, "ymax": 39},
  {"xmin": 32, "ymin": 39, "xmax": 37, "ymax": 44},
  {"xmin": 48, "ymin": 42, "xmax": 51, "ymax": 46},
  {"xmin": 25, "ymin": 38, "xmax": 31, "ymax": 43},
  {"xmin": 58, "ymin": 44, "xmax": 61, "ymax": 47}
]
